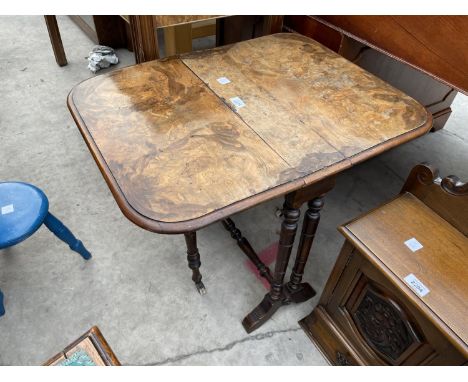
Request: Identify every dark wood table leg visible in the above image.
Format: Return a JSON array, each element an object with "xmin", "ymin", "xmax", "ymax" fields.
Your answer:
[
  {"xmin": 44, "ymin": 16, "xmax": 67, "ymax": 67},
  {"xmin": 222, "ymin": 218, "xmax": 273, "ymax": 285},
  {"xmin": 240, "ymin": 177, "xmax": 336, "ymax": 333},
  {"xmin": 242, "ymin": 197, "xmax": 300, "ymax": 333},
  {"xmin": 285, "ymin": 196, "xmax": 325, "ymax": 303},
  {"xmin": 184, "ymin": 231, "xmax": 206, "ymax": 295}
]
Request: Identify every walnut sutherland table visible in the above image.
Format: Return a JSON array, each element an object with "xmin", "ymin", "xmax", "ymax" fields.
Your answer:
[{"xmin": 68, "ymin": 34, "xmax": 432, "ymax": 333}]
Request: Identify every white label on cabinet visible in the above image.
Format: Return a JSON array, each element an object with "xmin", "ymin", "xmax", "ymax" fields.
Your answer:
[
  {"xmin": 404, "ymin": 237, "xmax": 423, "ymax": 252},
  {"xmin": 230, "ymin": 96, "xmax": 246, "ymax": 109},
  {"xmin": 217, "ymin": 77, "xmax": 231, "ymax": 85},
  {"xmin": 1, "ymin": 204, "xmax": 14, "ymax": 215},
  {"xmin": 404, "ymin": 273, "xmax": 430, "ymax": 297}
]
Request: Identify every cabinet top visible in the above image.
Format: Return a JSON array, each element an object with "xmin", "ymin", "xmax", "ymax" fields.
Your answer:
[{"xmin": 342, "ymin": 192, "xmax": 468, "ymax": 354}]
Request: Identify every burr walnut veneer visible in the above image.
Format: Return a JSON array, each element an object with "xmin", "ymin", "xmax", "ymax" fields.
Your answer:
[{"xmin": 68, "ymin": 33, "xmax": 432, "ymax": 333}]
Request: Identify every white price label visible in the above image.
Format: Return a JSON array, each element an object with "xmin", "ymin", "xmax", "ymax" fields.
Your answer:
[
  {"xmin": 1, "ymin": 204, "xmax": 14, "ymax": 215},
  {"xmin": 404, "ymin": 238, "xmax": 423, "ymax": 252},
  {"xmin": 217, "ymin": 77, "xmax": 231, "ymax": 85},
  {"xmin": 404, "ymin": 274, "xmax": 430, "ymax": 297},
  {"xmin": 230, "ymin": 96, "xmax": 245, "ymax": 109}
]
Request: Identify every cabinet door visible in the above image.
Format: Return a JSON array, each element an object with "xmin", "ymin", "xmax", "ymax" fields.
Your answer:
[{"xmin": 325, "ymin": 249, "xmax": 465, "ymax": 365}]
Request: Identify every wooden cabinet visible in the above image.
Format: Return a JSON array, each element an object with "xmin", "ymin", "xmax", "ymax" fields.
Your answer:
[{"xmin": 300, "ymin": 164, "xmax": 468, "ymax": 366}]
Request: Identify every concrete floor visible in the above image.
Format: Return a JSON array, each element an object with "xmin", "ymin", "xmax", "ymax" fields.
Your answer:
[{"xmin": 0, "ymin": 16, "xmax": 466, "ymax": 366}]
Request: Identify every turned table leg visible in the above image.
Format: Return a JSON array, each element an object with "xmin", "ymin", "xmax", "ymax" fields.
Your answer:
[
  {"xmin": 285, "ymin": 196, "xmax": 325, "ymax": 303},
  {"xmin": 184, "ymin": 231, "xmax": 206, "ymax": 295},
  {"xmin": 222, "ymin": 218, "xmax": 273, "ymax": 284},
  {"xmin": 242, "ymin": 198, "xmax": 300, "ymax": 333}
]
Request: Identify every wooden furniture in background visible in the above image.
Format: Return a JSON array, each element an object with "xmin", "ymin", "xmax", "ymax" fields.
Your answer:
[
  {"xmin": 128, "ymin": 15, "xmax": 159, "ymax": 64},
  {"xmin": 300, "ymin": 163, "xmax": 468, "ymax": 365},
  {"xmin": 126, "ymin": 15, "xmax": 284, "ymax": 62},
  {"xmin": 47, "ymin": 15, "xmax": 284, "ymax": 66},
  {"xmin": 69, "ymin": 16, "xmax": 132, "ymax": 51},
  {"xmin": 44, "ymin": 326, "xmax": 120, "ymax": 365},
  {"xmin": 154, "ymin": 16, "xmax": 219, "ymax": 57},
  {"xmin": 118, "ymin": 15, "xmax": 222, "ymax": 61},
  {"xmin": 45, "ymin": 16, "xmax": 133, "ymax": 67},
  {"xmin": 44, "ymin": 16, "xmax": 67, "ymax": 66},
  {"xmin": 284, "ymin": 15, "xmax": 467, "ymax": 131},
  {"xmin": 68, "ymin": 33, "xmax": 431, "ymax": 333}
]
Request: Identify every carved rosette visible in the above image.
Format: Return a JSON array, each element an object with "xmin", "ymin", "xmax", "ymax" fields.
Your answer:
[{"xmin": 353, "ymin": 287, "xmax": 419, "ymax": 362}]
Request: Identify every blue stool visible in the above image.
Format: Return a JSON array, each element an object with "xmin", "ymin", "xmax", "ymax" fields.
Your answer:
[{"xmin": 0, "ymin": 182, "xmax": 91, "ymax": 316}]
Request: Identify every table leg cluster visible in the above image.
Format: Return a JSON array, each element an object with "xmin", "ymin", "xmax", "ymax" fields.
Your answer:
[{"xmin": 182, "ymin": 177, "xmax": 335, "ymax": 333}]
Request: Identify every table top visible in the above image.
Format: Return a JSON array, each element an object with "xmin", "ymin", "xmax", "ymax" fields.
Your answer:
[{"xmin": 68, "ymin": 33, "xmax": 431, "ymax": 234}]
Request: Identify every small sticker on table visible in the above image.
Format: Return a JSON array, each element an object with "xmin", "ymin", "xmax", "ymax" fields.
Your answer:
[
  {"xmin": 230, "ymin": 96, "xmax": 245, "ymax": 109},
  {"xmin": 217, "ymin": 77, "xmax": 231, "ymax": 85},
  {"xmin": 404, "ymin": 273, "xmax": 430, "ymax": 297},
  {"xmin": 404, "ymin": 238, "xmax": 423, "ymax": 252},
  {"xmin": 1, "ymin": 204, "xmax": 14, "ymax": 215}
]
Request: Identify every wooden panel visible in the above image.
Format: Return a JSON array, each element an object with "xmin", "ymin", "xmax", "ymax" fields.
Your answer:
[
  {"xmin": 129, "ymin": 15, "xmax": 159, "ymax": 63},
  {"xmin": 263, "ymin": 16, "xmax": 284, "ymax": 34},
  {"xmin": 69, "ymin": 33, "xmax": 431, "ymax": 233},
  {"xmin": 191, "ymin": 20, "xmax": 217, "ymax": 39},
  {"xmin": 299, "ymin": 306, "xmax": 364, "ymax": 365},
  {"xmin": 183, "ymin": 34, "xmax": 429, "ymax": 164},
  {"xmin": 164, "ymin": 24, "xmax": 192, "ymax": 56},
  {"xmin": 153, "ymin": 15, "xmax": 221, "ymax": 29},
  {"xmin": 316, "ymin": 16, "xmax": 468, "ymax": 94},
  {"xmin": 343, "ymin": 193, "xmax": 468, "ymax": 347},
  {"xmin": 47, "ymin": 353, "xmax": 66, "ymax": 366}
]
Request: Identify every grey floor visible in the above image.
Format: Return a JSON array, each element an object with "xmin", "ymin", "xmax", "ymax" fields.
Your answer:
[{"xmin": 0, "ymin": 16, "xmax": 466, "ymax": 366}]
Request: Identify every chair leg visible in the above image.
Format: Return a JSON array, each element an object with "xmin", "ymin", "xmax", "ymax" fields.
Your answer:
[
  {"xmin": 43, "ymin": 212, "xmax": 91, "ymax": 260},
  {"xmin": 0, "ymin": 289, "xmax": 5, "ymax": 317}
]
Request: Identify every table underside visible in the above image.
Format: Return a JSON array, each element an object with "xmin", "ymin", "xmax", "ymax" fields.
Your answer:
[{"xmin": 69, "ymin": 33, "xmax": 431, "ymax": 233}]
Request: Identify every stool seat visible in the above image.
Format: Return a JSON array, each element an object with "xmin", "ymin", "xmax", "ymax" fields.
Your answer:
[
  {"xmin": 0, "ymin": 181, "xmax": 91, "ymax": 317},
  {"xmin": 0, "ymin": 182, "xmax": 49, "ymax": 249}
]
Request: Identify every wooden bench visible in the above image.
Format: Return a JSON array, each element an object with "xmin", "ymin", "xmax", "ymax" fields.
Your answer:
[{"xmin": 300, "ymin": 163, "xmax": 468, "ymax": 365}]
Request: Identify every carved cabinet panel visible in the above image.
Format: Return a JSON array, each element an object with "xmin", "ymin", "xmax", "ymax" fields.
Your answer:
[
  {"xmin": 351, "ymin": 284, "xmax": 421, "ymax": 363},
  {"xmin": 300, "ymin": 244, "xmax": 467, "ymax": 365}
]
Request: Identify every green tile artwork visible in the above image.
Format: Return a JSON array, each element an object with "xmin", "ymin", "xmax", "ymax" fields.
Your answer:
[{"xmin": 56, "ymin": 349, "xmax": 96, "ymax": 366}]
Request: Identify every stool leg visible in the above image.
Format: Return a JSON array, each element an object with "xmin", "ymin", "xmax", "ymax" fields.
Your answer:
[
  {"xmin": 43, "ymin": 212, "xmax": 91, "ymax": 260},
  {"xmin": 0, "ymin": 289, "xmax": 5, "ymax": 317}
]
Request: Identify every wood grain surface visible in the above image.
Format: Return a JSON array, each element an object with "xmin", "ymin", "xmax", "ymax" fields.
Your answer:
[
  {"xmin": 342, "ymin": 192, "xmax": 468, "ymax": 348},
  {"xmin": 69, "ymin": 33, "xmax": 431, "ymax": 233},
  {"xmin": 315, "ymin": 16, "xmax": 468, "ymax": 94},
  {"xmin": 153, "ymin": 15, "xmax": 221, "ymax": 29}
]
